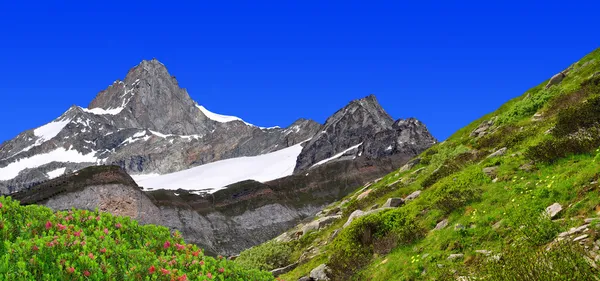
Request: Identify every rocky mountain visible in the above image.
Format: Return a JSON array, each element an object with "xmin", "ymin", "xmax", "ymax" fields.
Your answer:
[
  {"xmin": 0, "ymin": 59, "xmax": 434, "ymax": 195},
  {"xmin": 1, "ymin": 59, "xmax": 437, "ymax": 257}
]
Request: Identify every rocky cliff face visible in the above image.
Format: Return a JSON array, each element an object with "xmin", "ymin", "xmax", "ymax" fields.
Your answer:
[{"xmin": 294, "ymin": 95, "xmax": 437, "ymax": 172}]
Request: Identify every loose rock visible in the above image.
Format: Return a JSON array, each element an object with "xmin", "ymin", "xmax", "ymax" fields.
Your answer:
[
  {"xmin": 487, "ymin": 147, "xmax": 507, "ymax": 158},
  {"xmin": 310, "ymin": 264, "xmax": 331, "ymax": 281},
  {"xmin": 383, "ymin": 198, "xmax": 405, "ymax": 208},
  {"xmin": 545, "ymin": 203, "xmax": 563, "ymax": 219},
  {"xmin": 434, "ymin": 219, "xmax": 448, "ymax": 230},
  {"xmin": 405, "ymin": 190, "xmax": 421, "ymax": 201},
  {"xmin": 447, "ymin": 253, "xmax": 464, "ymax": 260}
]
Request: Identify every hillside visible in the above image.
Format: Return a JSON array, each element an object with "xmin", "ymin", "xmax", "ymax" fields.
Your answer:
[
  {"xmin": 235, "ymin": 49, "xmax": 600, "ymax": 280},
  {"xmin": 0, "ymin": 196, "xmax": 274, "ymax": 281}
]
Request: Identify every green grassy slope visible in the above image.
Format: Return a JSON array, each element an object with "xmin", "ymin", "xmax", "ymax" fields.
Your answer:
[
  {"xmin": 237, "ymin": 48, "xmax": 600, "ymax": 281},
  {"xmin": 0, "ymin": 196, "xmax": 275, "ymax": 281}
]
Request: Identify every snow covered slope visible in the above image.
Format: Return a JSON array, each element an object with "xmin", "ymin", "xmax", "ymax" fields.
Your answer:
[{"xmin": 132, "ymin": 141, "xmax": 308, "ymax": 193}]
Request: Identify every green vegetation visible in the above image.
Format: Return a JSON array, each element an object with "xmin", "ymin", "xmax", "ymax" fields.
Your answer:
[
  {"xmin": 235, "ymin": 241, "xmax": 293, "ymax": 271},
  {"xmin": 236, "ymin": 48, "xmax": 600, "ymax": 280},
  {"xmin": 0, "ymin": 196, "xmax": 274, "ymax": 281}
]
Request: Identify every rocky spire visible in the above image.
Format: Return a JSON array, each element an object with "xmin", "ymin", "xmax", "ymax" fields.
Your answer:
[{"xmin": 87, "ymin": 59, "xmax": 213, "ymax": 135}]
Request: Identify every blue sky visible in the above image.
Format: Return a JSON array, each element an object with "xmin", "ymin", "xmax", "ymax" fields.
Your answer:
[{"xmin": 0, "ymin": 1, "xmax": 599, "ymax": 143}]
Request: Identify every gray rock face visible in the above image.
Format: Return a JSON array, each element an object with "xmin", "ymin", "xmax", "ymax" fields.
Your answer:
[{"xmin": 294, "ymin": 95, "xmax": 436, "ymax": 172}]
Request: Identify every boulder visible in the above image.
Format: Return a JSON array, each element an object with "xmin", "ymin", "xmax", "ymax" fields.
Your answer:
[
  {"xmin": 434, "ymin": 219, "xmax": 448, "ymax": 230},
  {"xmin": 310, "ymin": 264, "xmax": 331, "ymax": 281},
  {"xmin": 298, "ymin": 277, "xmax": 314, "ymax": 281},
  {"xmin": 343, "ymin": 210, "xmax": 365, "ymax": 228},
  {"xmin": 470, "ymin": 119, "xmax": 494, "ymax": 138},
  {"xmin": 482, "ymin": 166, "xmax": 499, "ymax": 177},
  {"xmin": 545, "ymin": 203, "xmax": 563, "ymax": 219},
  {"xmin": 357, "ymin": 189, "xmax": 372, "ymax": 200},
  {"xmin": 400, "ymin": 158, "xmax": 421, "ymax": 172},
  {"xmin": 405, "ymin": 190, "xmax": 421, "ymax": 201},
  {"xmin": 545, "ymin": 72, "xmax": 566, "ymax": 89},
  {"xmin": 475, "ymin": 250, "xmax": 492, "ymax": 256},
  {"xmin": 447, "ymin": 253, "xmax": 464, "ymax": 260},
  {"xmin": 383, "ymin": 197, "xmax": 405, "ymax": 208},
  {"xmin": 302, "ymin": 215, "xmax": 342, "ymax": 234},
  {"xmin": 487, "ymin": 147, "xmax": 507, "ymax": 158},
  {"xmin": 271, "ymin": 262, "xmax": 298, "ymax": 277}
]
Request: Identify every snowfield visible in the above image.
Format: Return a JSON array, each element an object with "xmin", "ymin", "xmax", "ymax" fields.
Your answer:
[
  {"xmin": 132, "ymin": 141, "xmax": 308, "ymax": 193},
  {"xmin": 0, "ymin": 148, "xmax": 98, "ymax": 181}
]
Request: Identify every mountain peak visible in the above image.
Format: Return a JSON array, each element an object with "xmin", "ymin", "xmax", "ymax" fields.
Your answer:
[{"xmin": 85, "ymin": 60, "xmax": 211, "ymax": 135}]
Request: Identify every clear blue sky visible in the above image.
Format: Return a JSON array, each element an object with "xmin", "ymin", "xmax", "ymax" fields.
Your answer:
[{"xmin": 1, "ymin": 1, "xmax": 599, "ymax": 143}]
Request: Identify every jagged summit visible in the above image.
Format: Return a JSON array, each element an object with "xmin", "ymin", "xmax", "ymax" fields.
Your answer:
[{"xmin": 294, "ymin": 94, "xmax": 435, "ymax": 172}]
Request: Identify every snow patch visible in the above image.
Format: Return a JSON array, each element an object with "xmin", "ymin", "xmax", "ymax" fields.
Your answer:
[
  {"xmin": 47, "ymin": 167, "xmax": 66, "ymax": 179},
  {"xmin": 34, "ymin": 119, "xmax": 70, "ymax": 142},
  {"xmin": 132, "ymin": 140, "xmax": 309, "ymax": 193},
  {"xmin": 196, "ymin": 103, "xmax": 279, "ymax": 130},
  {"xmin": 311, "ymin": 143, "xmax": 363, "ymax": 168},
  {"xmin": 0, "ymin": 148, "xmax": 97, "ymax": 181}
]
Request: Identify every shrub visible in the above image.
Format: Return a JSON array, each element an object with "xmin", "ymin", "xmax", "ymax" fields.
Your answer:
[
  {"xmin": 552, "ymin": 95, "xmax": 600, "ymax": 138},
  {"xmin": 0, "ymin": 196, "xmax": 273, "ymax": 281},
  {"xmin": 328, "ymin": 209, "xmax": 424, "ymax": 279},
  {"xmin": 525, "ymin": 127, "xmax": 600, "ymax": 163},
  {"xmin": 505, "ymin": 204, "xmax": 559, "ymax": 246},
  {"xmin": 235, "ymin": 241, "xmax": 293, "ymax": 271},
  {"xmin": 497, "ymin": 86, "xmax": 559, "ymax": 124},
  {"xmin": 428, "ymin": 166, "xmax": 487, "ymax": 214},
  {"xmin": 476, "ymin": 242, "xmax": 597, "ymax": 281}
]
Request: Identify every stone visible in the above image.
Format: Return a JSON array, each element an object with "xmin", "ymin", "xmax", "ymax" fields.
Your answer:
[
  {"xmin": 492, "ymin": 220, "xmax": 503, "ymax": 230},
  {"xmin": 447, "ymin": 253, "xmax": 464, "ymax": 260},
  {"xmin": 558, "ymin": 224, "xmax": 589, "ymax": 238},
  {"xmin": 532, "ymin": 113, "xmax": 544, "ymax": 121},
  {"xmin": 400, "ymin": 158, "xmax": 421, "ymax": 172},
  {"xmin": 370, "ymin": 204, "xmax": 380, "ymax": 210},
  {"xmin": 434, "ymin": 219, "xmax": 448, "ymax": 230},
  {"xmin": 386, "ymin": 180, "xmax": 401, "ymax": 187},
  {"xmin": 298, "ymin": 277, "xmax": 314, "ymax": 281},
  {"xmin": 585, "ymin": 218, "xmax": 600, "ymax": 224},
  {"xmin": 519, "ymin": 162, "xmax": 535, "ymax": 172},
  {"xmin": 271, "ymin": 262, "xmax": 298, "ymax": 277},
  {"xmin": 302, "ymin": 215, "xmax": 342, "ymax": 235},
  {"xmin": 482, "ymin": 166, "xmax": 499, "ymax": 177},
  {"xmin": 487, "ymin": 147, "xmax": 507, "ymax": 158},
  {"xmin": 475, "ymin": 250, "xmax": 492, "ymax": 256},
  {"xmin": 405, "ymin": 190, "xmax": 421, "ymax": 201},
  {"xmin": 309, "ymin": 264, "xmax": 331, "ymax": 281},
  {"xmin": 357, "ymin": 189, "xmax": 372, "ymax": 200},
  {"xmin": 470, "ymin": 119, "xmax": 494, "ymax": 138},
  {"xmin": 411, "ymin": 167, "xmax": 426, "ymax": 175},
  {"xmin": 343, "ymin": 210, "xmax": 365, "ymax": 228},
  {"xmin": 545, "ymin": 72, "xmax": 566, "ymax": 89},
  {"xmin": 545, "ymin": 203, "xmax": 563, "ymax": 219},
  {"xmin": 329, "ymin": 229, "xmax": 341, "ymax": 242},
  {"xmin": 383, "ymin": 198, "xmax": 405, "ymax": 208},
  {"xmin": 574, "ymin": 234, "xmax": 589, "ymax": 242}
]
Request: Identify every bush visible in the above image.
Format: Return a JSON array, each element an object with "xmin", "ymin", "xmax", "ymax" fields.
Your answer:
[
  {"xmin": 505, "ymin": 204, "xmax": 559, "ymax": 246},
  {"xmin": 497, "ymin": 86, "xmax": 559, "ymax": 124},
  {"xmin": 428, "ymin": 166, "xmax": 487, "ymax": 214},
  {"xmin": 328, "ymin": 209, "xmax": 424, "ymax": 279},
  {"xmin": 476, "ymin": 242, "xmax": 597, "ymax": 281},
  {"xmin": 552, "ymin": 95, "xmax": 600, "ymax": 138},
  {"xmin": 525, "ymin": 127, "xmax": 600, "ymax": 163},
  {"xmin": 235, "ymin": 241, "xmax": 293, "ymax": 271},
  {"xmin": 0, "ymin": 196, "xmax": 273, "ymax": 281}
]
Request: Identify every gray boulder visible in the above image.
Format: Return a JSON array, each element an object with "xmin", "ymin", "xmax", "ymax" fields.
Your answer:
[
  {"xmin": 545, "ymin": 72, "xmax": 566, "ymax": 89},
  {"xmin": 383, "ymin": 197, "xmax": 405, "ymax": 208},
  {"xmin": 310, "ymin": 264, "xmax": 332, "ymax": 281},
  {"xmin": 487, "ymin": 147, "xmax": 507, "ymax": 158},
  {"xmin": 545, "ymin": 203, "xmax": 563, "ymax": 219},
  {"xmin": 405, "ymin": 190, "xmax": 421, "ymax": 201}
]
